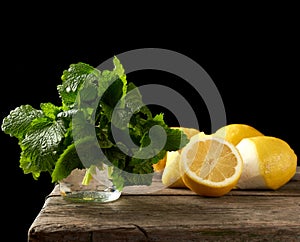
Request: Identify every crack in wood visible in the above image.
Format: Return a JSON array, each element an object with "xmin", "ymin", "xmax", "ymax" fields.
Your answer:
[{"xmin": 131, "ymin": 223, "xmax": 149, "ymax": 238}]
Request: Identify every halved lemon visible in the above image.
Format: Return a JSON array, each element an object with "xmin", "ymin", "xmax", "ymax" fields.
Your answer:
[{"xmin": 180, "ymin": 134, "xmax": 243, "ymax": 197}]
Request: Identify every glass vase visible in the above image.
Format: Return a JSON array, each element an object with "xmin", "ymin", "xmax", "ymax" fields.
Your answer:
[{"xmin": 59, "ymin": 165, "xmax": 122, "ymax": 203}]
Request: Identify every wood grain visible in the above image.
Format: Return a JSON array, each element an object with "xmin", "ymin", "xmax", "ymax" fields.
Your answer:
[{"xmin": 28, "ymin": 167, "xmax": 300, "ymax": 241}]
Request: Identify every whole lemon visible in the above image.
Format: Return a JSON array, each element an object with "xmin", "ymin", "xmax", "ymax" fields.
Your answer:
[
  {"xmin": 236, "ymin": 136, "xmax": 297, "ymax": 190},
  {"xmin": 214, "ymin": 123, "xmax": 264, "ymax": 146}
]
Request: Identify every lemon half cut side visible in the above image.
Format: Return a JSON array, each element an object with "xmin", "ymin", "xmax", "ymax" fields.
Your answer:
[{"xmin": 180, "ymin": 134, "xmax": 243, "ymax": 197}]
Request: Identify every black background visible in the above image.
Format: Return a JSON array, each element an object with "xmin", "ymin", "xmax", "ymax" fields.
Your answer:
[{"xmin": 1, "ymin": 6, "xmax": 299, "ymax": 241}]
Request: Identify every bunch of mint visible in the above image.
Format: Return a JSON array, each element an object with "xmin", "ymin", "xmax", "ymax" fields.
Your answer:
[{"xmin": 1, "ymin": 57, "xmax": 188, "ymax": 190}]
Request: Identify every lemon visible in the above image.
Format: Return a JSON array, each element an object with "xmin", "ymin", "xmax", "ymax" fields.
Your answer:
[
  {"xmin": 152, "ymin": 154, "xmax": 167, "ymax": 172},
  {"xmin": 214, "ymin": 123, "xmax": 264, "ymax": 146},
  {"xmin": 153, "ymin": 127, "xmax": 201, "ymax": 172},
  {"xmin": 160, "ymin": 128, "xmax": 205, "ymax": 187},
  {"xmin": 180, "ymin": 134, "xmax": 243, "ymax": 197},
  {"xmin": 236, "ymin": 136, "xmax": 297, "ymax": 190},
  {"xmin": 161, "ymin": 151, "xmax": 186, "ymax": 188}
]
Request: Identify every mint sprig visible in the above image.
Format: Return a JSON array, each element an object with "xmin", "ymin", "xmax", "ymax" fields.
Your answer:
[{"xmin": 1, "ymin": 56, "xmax": 189, "ymax": 190}]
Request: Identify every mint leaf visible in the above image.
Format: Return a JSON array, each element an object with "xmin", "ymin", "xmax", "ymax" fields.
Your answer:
[
  {"xmin": 20, "ymin": 118, "xmax": 67, "ymax": 179},
  {"xmin": 71, "ymin": 110, "xmax": 95, "ymax": 140},
  {"xmin": 1, "ymin": 105, "xmax": 43, "ymax": 140},
  {"xmin": 40, "ymin": 102, "xmax": 62, "ymax": 119},
  {"xmin": 125, "ymin": 82, "xmax": 148, "ymax": 114},
  {"xmin": 52, "ymin": 137, "xmax": 106, "ymax": 182},
  {"xmin": 164, "ymin": 127, "xmax": 189, "ymax": 151},
  {"xmin": 101, "ymin": 78, "xmax": 126, "ymax": 109},
  {"xmin": 98, "ymin": 56, "xmax": 126, "ymax": 99},
  {"xmin": 51, "ymin": 143, "xmax": 84, "ymax": 182},
  {"xmin": 57, "ymin": 62, "xmax": 100, "ymax": 108}
]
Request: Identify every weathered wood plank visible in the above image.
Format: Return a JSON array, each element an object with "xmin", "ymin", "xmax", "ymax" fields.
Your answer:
[
  {"xmin": 29, "ymin": 193, "xmax": 300, "ymax": 241},
  {"xmin": 28, "ymin": 167, "xmax": 300, "ymax": 241}
]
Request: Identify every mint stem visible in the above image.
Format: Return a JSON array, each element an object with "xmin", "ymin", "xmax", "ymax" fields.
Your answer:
[{"xmin": 82, "ymin": 165, "xmax": 96, "ymax": 185}]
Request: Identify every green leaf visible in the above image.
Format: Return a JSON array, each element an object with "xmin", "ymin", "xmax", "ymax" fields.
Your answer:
[
  {"xmin": 101, "ymin": 78, "xmax": 125, "ymax": 108},
  {"xmin": 57, "ymin": 62, "xmax": 100, "ymax": 108},
  {"xmin": 111, "ymin": 108, "xmax": 132, "ymax": 130},
  {"xmin": 78, "ymin": 81, "xmax": 99, "ymax": 106},
  {"xmin": 98, "ymin": 56, "xmax": 127, "ymax": 100},
  {"xmin": 51, "ymin": 142, "xmax": 84, "ymax": 182},
  {"xmin": 124, "ymin": 82, "xmax": 145, "ymax": 113},
  {"xmin": 153, "ymin": 113, "xmax": 166, "ymax": 125},
  {"xmin": 20, "ymin": 118, "xmax": 67, "ymax": 179},
  {"xmin": 164, "ymin": 127, "xmax": 189, "ymax": 151},
  {"xmin": 71, "ymin": 110, "xmax": 96, "ymax": 140},
  {"xmin": 95, "ymin": 127, "xmax": 114, "ymax": 148},
  {"xmin": 110, "ymin": 168, "xmax": 125, "ymax": 191},
  {"xmin": 19, "ymin": 155, "xmax": 42, "ymax": 180},
  {"xmin": 102, "ymin": 145, "xmax": 128, "ymax": 168},
  {"xmin": 1, "ymin": 105, "xmax": 43, "ymax": 140},
  {"xmin": 40, "ymin": 102, "xmax": 62, "ymax": 120},
  {"xmin": 52, "ymin": 136, "xmax": 107, "ymax": 182}
]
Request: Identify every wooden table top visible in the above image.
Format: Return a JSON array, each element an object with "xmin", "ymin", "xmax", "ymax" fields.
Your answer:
[{"xmin": 28, "ymin": 167, "xmax": 300, "ymax": 241}]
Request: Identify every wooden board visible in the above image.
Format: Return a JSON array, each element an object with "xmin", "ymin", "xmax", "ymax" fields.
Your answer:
[{"xmin": 28, "ymin": 167, "xmax": 300, "ymax": 241}]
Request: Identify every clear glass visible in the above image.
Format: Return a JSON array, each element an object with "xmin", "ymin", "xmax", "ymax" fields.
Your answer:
[{"xmin": 59, "ymin": 165, "xmax": 121, "ymax": 203}]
